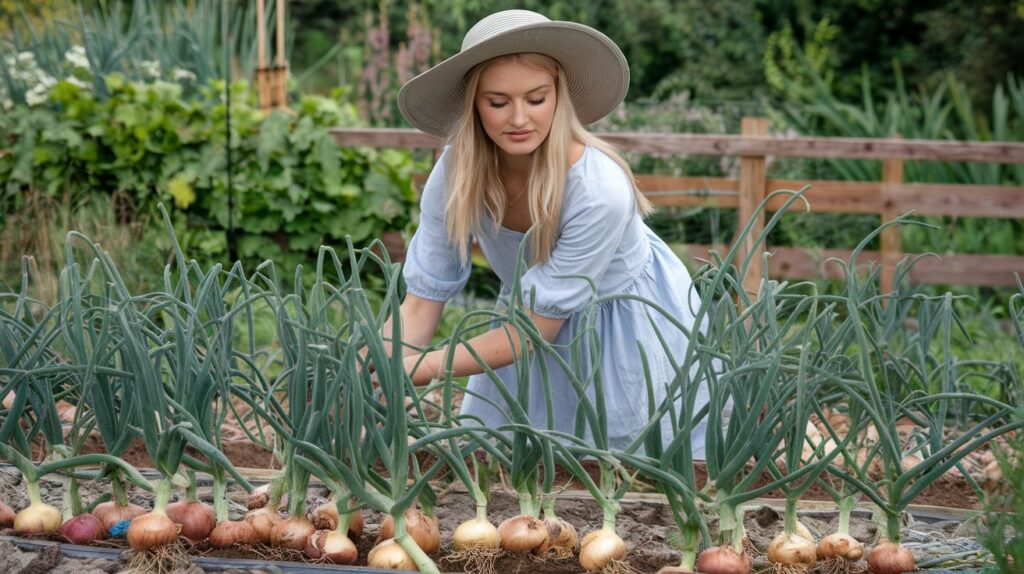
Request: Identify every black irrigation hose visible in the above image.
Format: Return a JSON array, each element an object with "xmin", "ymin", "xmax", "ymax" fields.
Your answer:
[{"xmin": 0, "ymin": 535, "xmax": 400, "ymax": 573}]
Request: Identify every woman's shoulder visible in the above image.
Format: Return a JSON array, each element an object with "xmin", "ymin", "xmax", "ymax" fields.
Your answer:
[{"xmin": 566, "ymin": 145, "xmax": 634, "ymax": 206}]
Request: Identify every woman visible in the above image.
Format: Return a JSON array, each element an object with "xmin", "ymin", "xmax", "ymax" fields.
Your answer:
[{"xmin": 394, "ymin": 9, "xmax": 709, "ymax": 454}]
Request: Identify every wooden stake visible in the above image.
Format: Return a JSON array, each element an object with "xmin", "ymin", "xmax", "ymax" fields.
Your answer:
[
  {"xmin": 737, "ymin": 117, "xmax": 770, "ymax": 300},
  {"xmin": 881, "ymin": 137, "xmax": 904, "ymax": 293}
]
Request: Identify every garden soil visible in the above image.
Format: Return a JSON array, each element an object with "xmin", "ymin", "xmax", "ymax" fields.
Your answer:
[{"xmin": 0, "ymin": 460, "xmax": 990, "ymax": 574}]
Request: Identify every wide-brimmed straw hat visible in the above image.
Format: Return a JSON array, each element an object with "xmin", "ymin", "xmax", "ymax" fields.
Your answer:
[{"xmin": 398, "ymin": 9, "xmax": 629, "ymax": 138}]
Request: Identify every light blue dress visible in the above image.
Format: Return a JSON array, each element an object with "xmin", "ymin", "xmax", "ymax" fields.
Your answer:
[{"xmin": 402, "ymin": 145, "xmax": 710, "ymax": 456}]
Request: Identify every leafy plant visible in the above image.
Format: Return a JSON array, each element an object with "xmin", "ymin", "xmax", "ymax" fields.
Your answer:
[{"xmin": 0, "ymin": 73, "xmax": 422, "ymax": 296}]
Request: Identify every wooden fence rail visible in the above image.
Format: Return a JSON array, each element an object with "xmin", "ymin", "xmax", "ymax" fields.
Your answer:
[{"xmin": 331, "ymin": 119, "xmax": 1024, "ymax": 290}]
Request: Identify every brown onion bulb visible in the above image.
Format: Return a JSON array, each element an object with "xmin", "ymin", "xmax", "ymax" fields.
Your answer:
[
  {"xmin": 92, "ymin": 501, "xmax": 146, "ymax": 532},
  {"xmin": 378, "ymin": 508, "xmax": 440, "ymax": 554},
  {"xmin": 452, "ymin": 517, "xmax": 500, "ymax": 551},
  {"xmin": 58, "ymin": 513, "xmax": 105, "ymax": 544},
  {"xmin": 579, "ymin": 528, "xmax": 627, "ymax": 572},
  {"xmin": 127, "ymin": 512, "xmax": 178, "ymax": 551},
  {"xmin": 817, "ymin": 533, "xmax": 865, "ymax": 561},
  {"xmin": 497, "ymin": 514, "xmax": 549, "ymax": 554},
  {"xmin": 868, "ymin": 542, "xmax": 916, "ymax": 574},
  {"xmin": 305, "ymin": 529, "xmax": 358, "ymax": 564},
  {"xmin": 165, "ymin": 500, "xmax": 215, "ymax": 541},
  {"xmin": 0, "ymin": 500, "xmax": 15, "ymax": 526},
  {"xmin": 367, "ymin": 538, "xmax": 417, "ymax": 570},
  {"xmin": 310, "ymin": 500, "xmax": 364, "ymax": 544},
  {"xmin": 270, "ymin": 515, "xmax": 315, "ymax": 550},
  {"xmin": 247, "ymin": 483, "xmax": 270, "ymax": 510},
  {"xmin": 695, "ymin": 545, "xmax": 752, "ymax": 574},
  {"xmin": 209, "ymin": 519, "xmax": 256, "ymax": 548},
  {"xmin": 13, "ymin": 502, "xmax": 62, "ymax": 535},
  {"xmin": 244, "ymin": 506, "xmax": 283, "ymax": 544},
  {"xmin": 767, "ymin": 532, "xmax": 817, "ymax": 566},
  {"xmin": 547, "ymin": 517, "xmax": 578, "ymax": 550}
]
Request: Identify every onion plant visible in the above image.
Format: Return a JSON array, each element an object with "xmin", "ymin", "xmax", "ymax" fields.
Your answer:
[
  {"xmin": 0, "ymin": 246, "xmax": 151, "ymax": 541},
  {"xmin": 284, "ymin": 241, "xmax": 446, "ymax": 572},
  {"xmin": 816, "ymin": 223, "xmax": 1024, "ymax": 574}
]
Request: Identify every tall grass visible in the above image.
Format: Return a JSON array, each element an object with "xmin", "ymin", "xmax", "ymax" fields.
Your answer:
[{"xmin": 0, "ymin": 193, "xmax": 166, "ymax": 302}]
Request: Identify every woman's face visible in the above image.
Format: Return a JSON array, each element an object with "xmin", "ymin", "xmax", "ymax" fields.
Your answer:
[{"xmin": 474, "ymin": 57, "xmax": 557, "ymax": 159}]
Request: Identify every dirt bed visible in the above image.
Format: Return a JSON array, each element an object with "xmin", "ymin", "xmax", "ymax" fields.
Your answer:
[{"xmin": 0, "ymin": 466, "xmax": 989, "ymax": 574}]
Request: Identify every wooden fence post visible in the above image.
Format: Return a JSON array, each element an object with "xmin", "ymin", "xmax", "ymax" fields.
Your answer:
[
  {"xmin": 881, "ymin": 138, "xmax": 904, "ymax": 293},
  {"xmin": 737, "ymin": 117, "xmax": 770, "ymax": 298}
]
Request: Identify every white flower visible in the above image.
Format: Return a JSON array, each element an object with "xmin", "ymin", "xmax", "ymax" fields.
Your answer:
[
  {"xmin": 65, "ymin": 75, "xmax": 91, "ymax": 89},
  {"xmin": 17, "ymin": 51, "xmax": 36, "ymax": 65},
  {"xmin": 64, "ymin": 45, "xmax": 90, "ymax": 70},
  {"xmin": 139, "ymin": 59, "xmax": 161, "ymax": 79},
  {"xmin": 1, "ymin": 98, "xmax": 13, "ymax": 110},
  {"xmin": 25, "ymin": 84, "xmax": 50, "ymax": 106},
  {"xmin": 172, "ymin": 67, "xmax": 196, "ymax": 83}
]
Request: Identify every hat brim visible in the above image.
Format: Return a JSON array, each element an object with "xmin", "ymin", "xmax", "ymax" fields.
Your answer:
[{"xmin": 398, "ymin": 21, "xmax": 628, "ymax": 138}]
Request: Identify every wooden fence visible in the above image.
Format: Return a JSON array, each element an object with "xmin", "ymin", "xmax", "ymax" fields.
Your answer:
[{"xmin": 331, "ymin": 118, "xmax": 1024, "ymax": 292}]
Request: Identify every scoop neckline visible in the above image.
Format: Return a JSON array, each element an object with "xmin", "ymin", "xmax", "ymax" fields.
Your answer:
[{"xmin": 495, "ymin": 145, "xmax": 591, "ymax": 236}]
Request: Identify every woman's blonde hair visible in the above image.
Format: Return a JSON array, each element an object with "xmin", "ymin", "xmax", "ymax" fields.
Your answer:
[{"xmin": 444, "ymin": 53, "xmax": 652, "ymax": 265}]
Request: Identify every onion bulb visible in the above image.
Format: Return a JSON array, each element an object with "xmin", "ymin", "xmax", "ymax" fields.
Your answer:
[
  {"xmin": 305, "ymin": 529, "xmax": 358, "ymax": 564},
  {"xmin": 452, "ymin": 517, "xmax": 500, "ymax": 551},
  {"xmin": 58, "ymin": 513, "xmax": 105, "ymax": 544},
  {"xmin": 368, "ymin": 538, "xmax": 417, "ymax": 570},
  {"xmin": 310, "ymin": 500, "xmax": 365, "ymax": 544},
  {"xmin": 126, "ymin": 512, "xmax": 179, "ymax": 551},
  {"xmin": 270, "ymin": 515, "xmax": 315, "ymax": 550},
  {"xmin": 579, "ymin": 528, "xmax": 627, "ymax": 572},
  {"xmin": 209, "ymin": 520, "xmax": 256, "ymax": 548},
  {"xmin": 244, "ymin": 506, "xmax": 283, "ymax": 544},
  {"xmin": 767, "ymin": 532, "xmax": 817, "ymax": 567},
  {"xmin": 867, "ymin": 542, "xmax": 916, "ymax": 574},
  {"xmin": 378, "ymin": 508, "xmax": 440, "ymax": 554},
  {"xmin": 0, "ymin": 500, "xmax": 15, "ymax": 526},
  {"xmin": 248, "ymin": 483, "xmax": 288, "ymax": 511},
  {"xmin": 546, "ymin": 517, "xmax": 578, "ymax": 552},
  {"xmin": 165, "ymin": 500, "xmax": 215, "ymax": 541},
  {"xmin": 695, "ymin": 546, "xmax": 752, "ymax": 574},
  {"xmin": 817, "ymin": 533, "xmax": 864, "ymax": 561},
  {"xmin": 247, "ymin": 483, "xmax": 270, "ymax": 510},
  {"xmin": 13, "ymin": 501, "xmax": 62, "ymax": 535},
  {"xmin": 92, "ymin": 501, "xmax": 146, "ymax": 532},
  {"xmin": 497, "ymin": 515, "xmax": 549, "ymax": 554}
]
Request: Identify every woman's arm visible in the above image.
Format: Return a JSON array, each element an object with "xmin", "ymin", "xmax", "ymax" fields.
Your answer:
[
  {"xmin": 404, "ymin": 312, "xmax": 564, "ymax": 385},
  {"xmin": 382, "ymin": 293, "xmax": 446, "ymax": 357}
]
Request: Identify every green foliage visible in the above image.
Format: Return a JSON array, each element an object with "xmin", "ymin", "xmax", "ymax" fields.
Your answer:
[
  {"xmin": 0, "ymin": 0, "xmax": 270, "ymax": 102},
  {"xmin": 980, "ymin": 407, "xmax": 1024, "ymax": 572},
  {"xmin": 0, "ymin": 74, "xmax": 421, "ymax": 292}
]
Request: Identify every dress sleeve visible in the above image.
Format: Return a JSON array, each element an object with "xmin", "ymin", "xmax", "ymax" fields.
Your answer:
[
  {"xmin": 402, "ymin": 149, "xmax": 471, "ymax": 301},
  {"xmin": 518, "ymin": 168, "xmax": 634, "ymax": 318}
]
